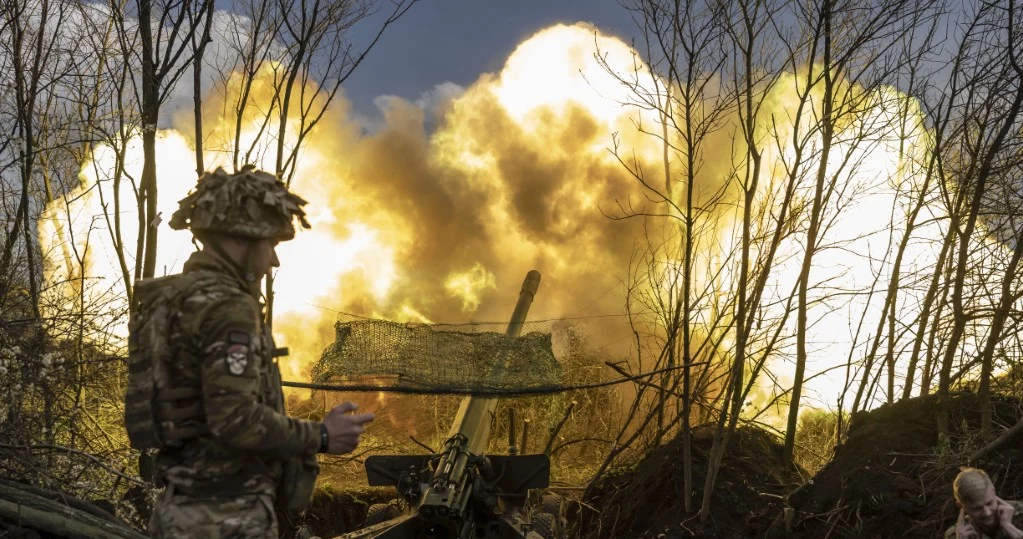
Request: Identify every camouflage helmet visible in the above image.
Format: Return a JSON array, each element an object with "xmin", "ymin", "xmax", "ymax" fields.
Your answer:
[{"xmin": 169, "ymin": 165, "xmax": 310, "ymax": 241}]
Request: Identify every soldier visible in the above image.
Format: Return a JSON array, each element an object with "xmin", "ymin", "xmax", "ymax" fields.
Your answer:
[
  {"xmin": 135, "ymin": 166, "xmax": 374, "ymax": 538},
  {"xmin": 946, "ymin": 467, "xmax": 1023, "ymax": 539}
]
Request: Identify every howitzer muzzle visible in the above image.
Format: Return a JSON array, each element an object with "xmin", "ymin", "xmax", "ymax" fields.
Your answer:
[{"xmin": 505, "ymin": 271, "xmax": 541, "ymax": 339}]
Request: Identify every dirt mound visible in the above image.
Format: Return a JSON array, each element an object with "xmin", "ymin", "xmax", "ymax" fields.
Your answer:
[
  {"xmin": 278, "ymin": 486, "xmax": 395, "ymax": 538},
  {"xmin": 783, "ymin": 392, "xmax": 1023, "ymax": 539},
  {"xmin": 580, "ymin": 425, "xmax": 801, "ymax": 539}
]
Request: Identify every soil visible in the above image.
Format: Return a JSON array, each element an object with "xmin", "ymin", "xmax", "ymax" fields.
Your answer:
[
  {"xmin": 781, "ymin": 392, "xmax": 1023, "ymax": 539},
  {"xmin": 278, "ymin": 486, "xmax": 396, "ymax": 538},
  {"xmin": 577, "ymin": 392, "xmax": 1023, "ymax": 539},
  {"xmin": 578, "ymin": 425, "xmax": 802, "ymax": 539}
]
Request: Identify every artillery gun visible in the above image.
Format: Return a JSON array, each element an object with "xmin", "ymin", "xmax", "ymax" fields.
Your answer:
[{"xmin": 335, "ymin": 271, "xmax": 566, "ymax": 539}]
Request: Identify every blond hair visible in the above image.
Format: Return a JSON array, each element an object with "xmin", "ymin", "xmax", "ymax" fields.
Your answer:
[{"xmin": 954, "ymin": 467, "xmax": 993, "ymax": 505}]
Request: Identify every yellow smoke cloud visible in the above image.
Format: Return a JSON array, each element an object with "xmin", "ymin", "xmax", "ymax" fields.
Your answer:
[
  {"xmin": 445, "ymin": 263, "xmax": 497, "ymax": 312},
  {"xmin": 266, "ymin": 24, "xmax": 667, "ymax": 386},
  {"xmin": 40, "ymin": 20, "xmax": 951, "ymax": 417},
  {"xmin": 40, "ymin": 22, "xmax": 666, "ymax": 390}
]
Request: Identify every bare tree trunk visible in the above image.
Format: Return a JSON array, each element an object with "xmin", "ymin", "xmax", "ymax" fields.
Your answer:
[
  {"xmin": 890, "ymin": 38, "xmax": 945, "ymax": 397},
  {"xmin": 190, "ymin": 2, "xmax": 213, "ymax": 175},
  {"xmin": 137, "ymin": 0, "xmax": 159, "ymax": 279},
  {"xmin": 700, "ymin": 0, "xmax": 767, "ymax": 519},
  {"xmin": 129, "ymin": 0, "xmax": 213, "ymax": 279},
  {"xmin": 785, "ymin": 2, "xmax": 832, "ymax": 462}
]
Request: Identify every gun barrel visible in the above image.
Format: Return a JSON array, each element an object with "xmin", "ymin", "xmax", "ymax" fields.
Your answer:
[
  {"xmin": 505, "ymin": 270, "xmax": 541, "ymax": 338},
  {"xmin": 445, "ymin": 271, "xmax": 541, "ymax": 453}
]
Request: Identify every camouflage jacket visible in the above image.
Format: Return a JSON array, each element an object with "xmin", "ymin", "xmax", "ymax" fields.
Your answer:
[
  {"xmin": 944, "ymin": 500, "xmax": 1023, "ymax": 539},
  {"xmin": 154, "ymin": 250, "xmax": 321, "ymax": 498}
]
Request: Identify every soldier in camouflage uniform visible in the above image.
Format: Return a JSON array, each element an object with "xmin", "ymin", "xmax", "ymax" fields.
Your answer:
[
  {"xmin": 946, "ymin": 468, "xmax": 1023, "ymax": 539},
  {"xmin": 145, "ymin": 166, "xmax": 375, "ymax": 538}
]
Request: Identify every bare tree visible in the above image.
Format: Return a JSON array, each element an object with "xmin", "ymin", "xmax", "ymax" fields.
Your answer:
[
  {"xmin": 601, "ymin": 0, "xmax": 732, "ymax": 513},
  {"xmin": 697, "ymin": 0, "xmax": 788, "ymax": 520},
  {"xmin": 0, "ymin": 0, "xmax": 145, "ymax": 511},
  {"xmin": 188, "ymin": 0, "xmax": 214, "ymax": 174},
  {"xmin": 208, "ymin": 0, "xmax": 418, "ymax": 325},
  {"xmin": 782, "ymin": 0, "xmax": 926, "ymax": 463},
  {"xmin": 934, "ymin": 0, "xmax": 1023, "ymax": 437},
  {"xmin": 601, "ymin": 0, "xmax": 952, "ymax": 520},
  {"xmin": 116, "ymin": 0, "xmax": 214, "ymax": 280},
  {"xmin": 0, "ymin": 0, "xmax": 77, "ymax": 319}
]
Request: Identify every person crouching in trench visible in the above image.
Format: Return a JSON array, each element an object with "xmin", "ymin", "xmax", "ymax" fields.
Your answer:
[{"xmin": 947, "ymin": 467, "xmax": 1023, "ymax": 539}]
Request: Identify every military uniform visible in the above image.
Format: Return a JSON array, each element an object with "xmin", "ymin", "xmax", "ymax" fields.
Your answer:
[
  {"xmin": 147, "ymin": 250, "xmax": 321, "ymax": 538},
  {"xmin": 131, "ymin": 166, "xmax": 321, "ymax": 539},
  {"xmin": 944, "ymin": 500, "xmax": 1023, "ymax": 539}
]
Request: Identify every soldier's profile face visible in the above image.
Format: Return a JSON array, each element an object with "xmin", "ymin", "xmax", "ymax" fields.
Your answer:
[{"xmin": 251, "ymin": 238, "xmax": 280, "ymax": 276}]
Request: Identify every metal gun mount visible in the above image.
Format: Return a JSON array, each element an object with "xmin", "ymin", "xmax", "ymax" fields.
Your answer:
[{"xmin": 335, "ymin": 271, "xmax": 565, "ymax": 539}]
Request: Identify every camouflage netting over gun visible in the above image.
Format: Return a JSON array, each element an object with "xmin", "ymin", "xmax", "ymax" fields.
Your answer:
[{"xmin": 313, "ymin": 315, "xmax": 567, "ymax": 396}]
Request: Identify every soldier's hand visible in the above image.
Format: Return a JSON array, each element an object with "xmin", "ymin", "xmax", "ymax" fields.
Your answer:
[
  {"xmin": 996, "ymin": 497, "xmax": 1023, "ymax": 538},
  {"xmin": 998, "ymin": 497, "xmax": 1016, "ymax": 527},
  {"xmin": 323, "ymin": 401, "xmax": 374, "ymax": 455}
]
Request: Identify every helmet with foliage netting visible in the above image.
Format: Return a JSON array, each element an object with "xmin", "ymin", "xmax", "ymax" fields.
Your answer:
[{"xmin": 169, "ymin": 165, "xmax": 310, "ymax": 241}]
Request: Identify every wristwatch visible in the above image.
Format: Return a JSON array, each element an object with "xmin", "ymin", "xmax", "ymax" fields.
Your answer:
[{"xmin": 318, "ymin": 424, "xmax": 330, "ymax": 453}]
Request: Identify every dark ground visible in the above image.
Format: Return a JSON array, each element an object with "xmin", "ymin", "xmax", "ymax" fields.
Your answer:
[
  {"xmin": 574, "ymin": 392, "xmax": 1023, "ymax": 539},
  {"xmin": 577, "ymin": 425, "xmax": 802, "ymax": 539},
  {"xmin": 782, "ymin": 392, "xmax": 1023, "ymax": 539},
  {"xmin": 4, "ymin": 392, "xmax": 1023, "ymax": 538},
  {"xmin": 572, "ymin": 392, "xmax": 1023, "ymax": 539},
  {"xmin": 278, "ymin": 486, "xmax": 395, "ymax": 538}
]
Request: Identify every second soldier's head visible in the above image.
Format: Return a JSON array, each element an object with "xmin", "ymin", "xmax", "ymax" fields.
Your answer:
[{"xmin": 954, "ymin": 467, "xmax": 999, "ymax": 529}]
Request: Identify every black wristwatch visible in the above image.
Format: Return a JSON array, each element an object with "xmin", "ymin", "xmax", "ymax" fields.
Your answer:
[{"xmin": 318, "ymin": 424, "xmax": 330, "ymax": 453}]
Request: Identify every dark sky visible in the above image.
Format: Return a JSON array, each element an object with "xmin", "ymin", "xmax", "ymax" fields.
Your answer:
[{"xmin": 342, "ymin": 0, "xmax": 640, "ymax": 118}]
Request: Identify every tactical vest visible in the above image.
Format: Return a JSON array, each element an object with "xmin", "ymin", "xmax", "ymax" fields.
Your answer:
[{"xmin": 124, "ymin": 273, "xmax": 221, "ymax": 450}]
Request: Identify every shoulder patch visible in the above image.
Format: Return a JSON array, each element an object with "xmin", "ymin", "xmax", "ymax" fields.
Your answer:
[
  {"xmin": 228, "ymin": 331, "xmax": 252, "ymax": 345},
  {"xmin": 226, "ymin": 344, "xmax": 249, "ymax": 375}
]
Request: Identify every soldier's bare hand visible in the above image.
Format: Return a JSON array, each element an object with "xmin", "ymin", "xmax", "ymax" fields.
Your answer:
[
  {"xmin": 323, "ymin": 401, "xmax": 374, "ymax": 455},
  {"xmin": 997, "ymin": 497, "xmax": 1016, "ymax": 526},
  {"xmin": 996, "ymin": 497, "xmax": 1023, "ymax": 538}
]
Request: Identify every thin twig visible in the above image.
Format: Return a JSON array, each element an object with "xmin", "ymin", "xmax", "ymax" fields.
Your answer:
[{"xmin": 0, "ymin": 443, "xmax": 145, "ymax": 486}]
